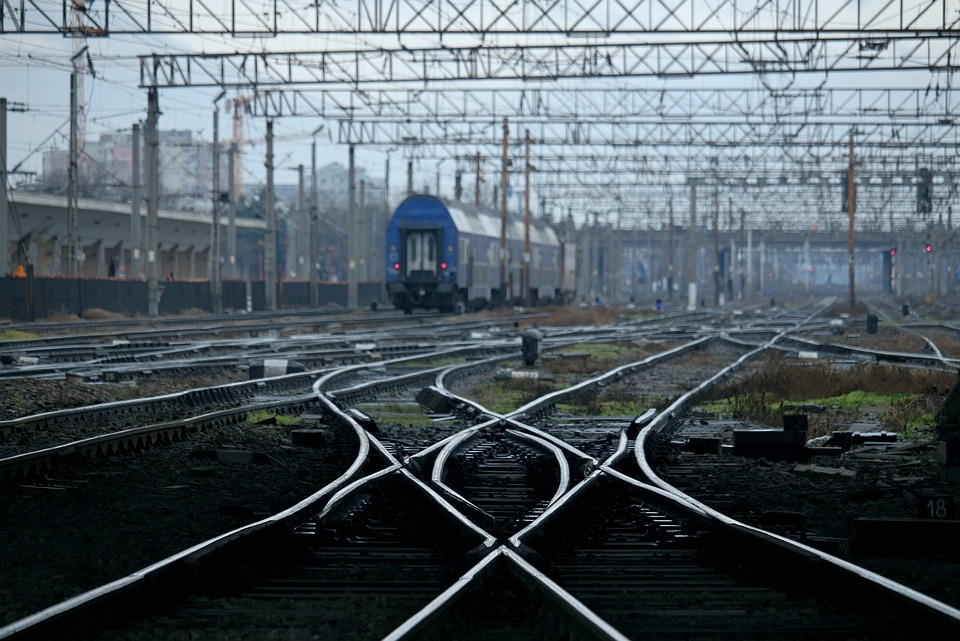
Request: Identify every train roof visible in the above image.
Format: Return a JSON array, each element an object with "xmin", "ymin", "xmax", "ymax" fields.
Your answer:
[{"xmin": 395, "ymin": 195, "xmax": 560, "ymax": 246}]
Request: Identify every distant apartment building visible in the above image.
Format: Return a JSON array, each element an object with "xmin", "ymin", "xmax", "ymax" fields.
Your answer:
[
  {"xmin": 41, "ymin": 130, "xmax": 227, "ymax": 210},
  {"xmin": 315, "ymin": 162, "xmax": 386, "ymax": 210},
  {"xmin": 41, "ymin": 140, "xmax": 386, "ymax": 215}
]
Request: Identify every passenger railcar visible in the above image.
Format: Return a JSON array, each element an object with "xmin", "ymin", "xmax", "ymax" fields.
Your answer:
[{"xmin": 385, "ymin": 194, "xmax": 568, "ymax": 312}]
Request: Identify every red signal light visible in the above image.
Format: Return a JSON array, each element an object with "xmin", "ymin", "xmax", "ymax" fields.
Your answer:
[
  {"xmin": 393, "ymin": 262, "xmax": 400, "ymax": 270},
  {"xmin": 890, "ymin": 248, "xmax": 896, "ymax": 256},
  {"xmin": 440, "ymin": 261, "xmax": 448, "ymax": 270},
  {"xmin": 925, "ymin": 244, "xmax": 933, "ymax": 253}
]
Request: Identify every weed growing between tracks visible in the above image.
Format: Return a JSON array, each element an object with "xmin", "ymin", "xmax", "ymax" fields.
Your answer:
[
  {"xmin": 0, "ymin": 329, "xmax": 37, "ymax": 340},
  {"xmin": 470, "ymin": 378, "xmax": 563, "ymax": 414},
  {"xmin": 701, "ymin": 352, "xmax": 952, "ymax": 438}
]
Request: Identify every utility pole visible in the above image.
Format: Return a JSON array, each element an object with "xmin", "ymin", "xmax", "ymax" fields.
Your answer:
[
  {"xmin": 739, "ymin": 208, "xmax": 745, "ymax": 299},
  {"xmin": 68, "ymin": 72, "xmax": 80, "ymax": 276},
  {"xmin": 297, "ymin": 164, "xmax": 307, "ymax": 280},
  {"xmin": 523, "ymin": 129, "xmax": 532, "ymax": 307},
  {"xmin": 499, "ymin": 118, "xmax": 509, "ymax": 305},
  {"xmin": 211, "ymin": 109, "xmax": 222, "ymax": 314},
  {"xmin": 359, "ymin": 178, "xmax": 367, "ymax": 281},
  {"xmin": 667, "ymin": 198, "xmax": 674, "ymax": 301},
  {"xmin": 130, "ymin": 123, "xmax": 142, "ymax": 279},
  {"xmin": 381, "ymin": 152, "xmax": 390, "ymax": 303},
  {"xmin": 948, "ymin": 206, "xmax": 954, "ymax": 296},
  {"xmin": 713, "ymin": 186, "xmax": 720, "ymax": 305},
  {"xmin": 228, "ymin": 143, "xmax": 238, "ymax": 280},
  {"xmin": 264, "ymin": 120, "xmax": 277, "ymax": 311},
  {"xmin": 309, "ymin": 138, "xmax": 318, "ymax": 305},
  {"xmin": 475, "ymin": 152, "xmax": 482, "ymax": 206},
  {"xmin": 146, "ymin": 88, "xmax": 160, "ymax": 316},
  {"xmin": 687, "ymin": 184, "xmax": 698, "ymax": 311},
  {"xmin": 348, "ymin": 144, "xmax": 358, "ymax": 309},
  {"xmin": 406, "ymin": 160, "xmax": 413, "ymax": 196},
  {"xmin": 0, "ymin": 98, "xmax": 8, "ymax": 275},
  {"xmin": 847, "ymin": 132, "xmax": 856, "ymax": 311}
]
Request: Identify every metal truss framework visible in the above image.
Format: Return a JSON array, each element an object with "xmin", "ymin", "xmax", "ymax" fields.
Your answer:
[
  {"xmin": 157, "ymin": 86, "xmax": 960, "ymax": 172},
  {"xmin": 138, "ymin": 37, "xmax": 960, "ymax": 87},
  {"xmin": 334, "ymin": 118, "xmax": 960, "ymax": 152},
  {"xmin": 222, "ymin": 87, "xmax": 960, "ymax": 125},
  {"xmin": 9, "ymin": 0, "xmax": 960, "ymax": 231},
  {"xmin": 5, "ymin": 0, "xmax": 960, "ymax": 36},
  {"xmin": 531, "ymin": 178, "xmax": 951, "ymax": 233}
]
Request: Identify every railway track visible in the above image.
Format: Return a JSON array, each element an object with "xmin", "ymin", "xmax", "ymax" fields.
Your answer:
[
  {"xmin": 0, "ymin": 310, "xmax": 543, "ymax": 380},
  {"xmin": 2, "ymin": 299, "xmax": 960, "ymax": 639}
]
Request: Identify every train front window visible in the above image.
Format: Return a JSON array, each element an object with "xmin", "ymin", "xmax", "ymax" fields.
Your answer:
[
  {"xmin": 407, "ymin": 235, "xmax": 419, "ymax": 264},
  {"xmin": 405, "ymin": 231, "xmax": 438, "ymax": 277}
]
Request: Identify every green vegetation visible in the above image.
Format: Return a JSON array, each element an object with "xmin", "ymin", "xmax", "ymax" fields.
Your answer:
[
  {"xmin": 354, "ymin": 403, "xmax": 437, "ymax": 427},
  {"xmin": 701, "ymin": 353, "xmax": 952, "ymax": 438},
  {"xmin": 2, "ymin": 394, "xmax": 29, "ymax": 410},
  {"xmin": 0, "ymin": 330, "xmax": 37, "ymax": 341},
  {"xmin": 468, "ymin": 378, "xmax": 562, "ymax": 414},
  {"xmin": 542, "ymin": 342, "xmax": 655, "ymax": 376},
  {"xmin": 246, "ymin": 410, "xmax": 299, "ymax": 425},
  {"xmin": 557, "ymin": 397, "xmax": 662, "ymax": 417},
  {"xmin": 556, "ymin": 343, "xmax": 622, "ymax": 359},
  {"xmin": 402, "ymin": 356, "xmax": 464, "ymax": 368}
]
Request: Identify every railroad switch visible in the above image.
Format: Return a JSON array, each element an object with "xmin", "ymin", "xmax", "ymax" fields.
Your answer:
[{"xmin": 521, "ymin": 329, "xmax": 542, "ymax": 367}]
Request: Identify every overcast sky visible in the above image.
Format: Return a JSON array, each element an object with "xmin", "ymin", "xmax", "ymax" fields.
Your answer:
[
  {"xmin": 1, "ymin": 3, "xmax": 950, "ymax": 222},
  {"xmin": 0, "ymin": 31, "xmax": 411, "ymax": 198}
]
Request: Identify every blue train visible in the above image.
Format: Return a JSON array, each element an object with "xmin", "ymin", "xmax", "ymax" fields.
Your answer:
[{"xmin": 384, "ymin": 195, "xmax": 573, "ymax": 313}]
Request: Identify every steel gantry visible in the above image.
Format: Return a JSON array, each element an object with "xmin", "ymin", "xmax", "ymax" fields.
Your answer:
[
  {"xmin": 5, "ymin": 0, "xmax": 960, "ymax": 36},
  {"xmin": 137, "ymin": 37, "xmax": 960, "ymax": 87},
  {"xmin": 8, "ymin": 0, "xmax": 960, "ymax": 302},
  {"xmin": 140, "ymin": 87, "xmax": 960, "ymax": 124}
]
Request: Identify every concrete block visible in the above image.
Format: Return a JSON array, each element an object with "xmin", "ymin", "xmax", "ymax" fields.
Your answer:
[
  {"xmin": 793, "ymin": 463, "xmax": 856, "ymax": 478},
  {"xmin": 733, "ymin": 429, "xmax": 806, "ymax": 462},
  {"xmin": 416, "ymin": 385, "xmax": 454, "ymax": 414},
  {"xmin": 851, "ymin": 518, "xmax": 960, "ymax": 556},
  {"xmin": 804, "ymin": 446, "xmax": 844, "ymax": 457},
  {"xmin": 916, "ymin": 493, "xmax": 956, "ymax": 519},
  {"xmin": 782, "ymin": 414, "xmax": 808, "ymax": 432},
  {"xmin": 686, "ymin": 437, "xmax": 722, "ymax": 455},
  {"xmin": 249, "ymin": 359, "xmax": 305, "ymax": 379},
  {"xmin": 292, "ymin": 429, "xmax": 331, "ymax": 448}
]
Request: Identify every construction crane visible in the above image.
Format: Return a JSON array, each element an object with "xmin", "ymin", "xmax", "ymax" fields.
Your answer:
[
  {"xmin": 225, "ymin": 93, "xmax": 255, "ymax": 199},
  {"xmin": 225, "ymin": 91, "xmax": 283, "ymax": 199}
]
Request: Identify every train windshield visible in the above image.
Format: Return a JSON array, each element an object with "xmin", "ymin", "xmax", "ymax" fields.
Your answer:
[{"xmin": 405, "ymin": 231, "xmax": 438, "ymax": 278}]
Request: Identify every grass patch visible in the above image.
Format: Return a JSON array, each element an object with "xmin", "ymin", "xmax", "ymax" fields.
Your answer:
[
  {"xmin": 0, "ymin": 329, "xmax": 37, "ymax": 341},
  {"xmin": 800, "ymin": 390, "xmax": 913, "ymax": 411},
  {"xmin": 42, "ymin": 308, "xmax": 80, "ymax": 321},
  {"xmin": 557, "ymin": 398, "xmax": 660, "ymax": 417},
  {"xmin": 543, "ymin": 342, "xmax": 656, "ymax": 376},
  {"xmin": 246, "ymin": 410, "xmax": 298, "ymax": 425},
  {"xmin": 82, "ymin": 308, "xmax": 125, "ymax": 320},
  {"xmin": 469, "ymin": 378, "xmax": 562, "ymax": 414},
  {"xmin": 702, "ymin": 353, "xmax": 952, "ymax": 438},
  {"xmin": 354, "ymin": 403, "xmax": 437, "ymax": 427}
]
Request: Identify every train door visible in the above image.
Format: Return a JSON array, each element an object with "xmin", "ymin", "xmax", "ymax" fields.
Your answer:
[
  {"xmin": 461, "ymin": 237, "xmax": 473, "ymax": 298},
  {"xmin": 404, "ymin": 230, "xmax": 439, "ymax": 282}
]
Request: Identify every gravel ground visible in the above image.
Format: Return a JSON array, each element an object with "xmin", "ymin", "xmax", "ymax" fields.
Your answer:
[
  {"xmin": 0, "ymin": 417, "xmax": 350, "ymax": 628},
  {"xmin": 3, "ymin": 321, "xmax": 960, "ymax": 632},
  {"xmin": 654, "ymin": 409, "xmax": 960, "ymax": 611},
  {"xmin": 0, "ymin": 374, "xmax": 247, "ymax": 421}
]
